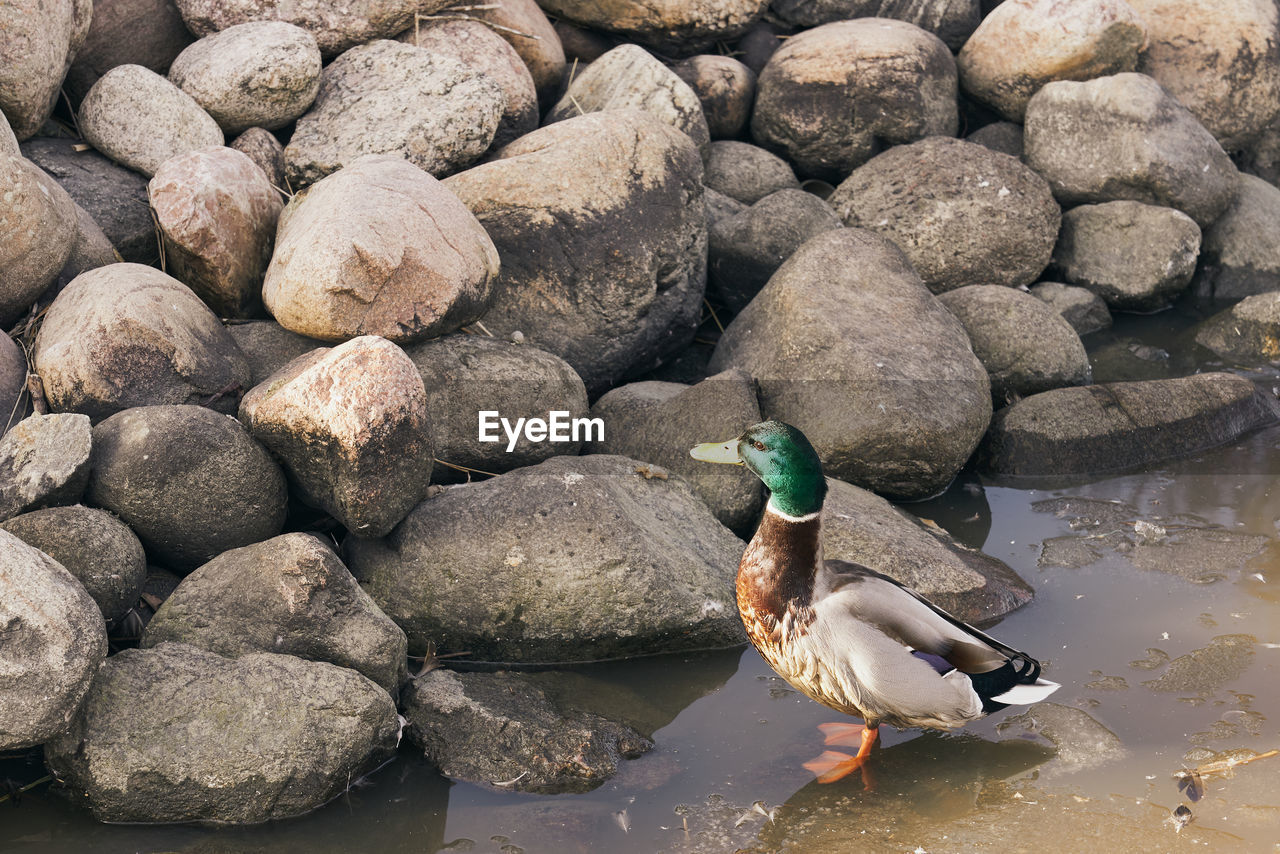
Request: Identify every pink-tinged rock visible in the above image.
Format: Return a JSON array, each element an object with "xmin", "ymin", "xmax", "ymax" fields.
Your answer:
[
  {"xmin": 239, "ymin": 336, "xmax": 433, "ymax": 537},
  {"xmin": 465, "ymin": 0, "xmax": 565, "ymax": 106},
  {"xmin": 0, "ymin": 333, "xmax": 29, "ymax": 435},
  {"xmin": 0, "ymin": 0, "xmax": 92, "ymax": 139},
  {"xmin": 65, "ymin": 0, "xmax": 196, "ymax": 103},
  {"xmin": 149, "ymin": 146, "xmax": 284, "ymax": 318},
  {"xmin": 264, "ymin": 155, "xmax": 497, "ymax": 343},
  {"xmin": 230, "ymin": 127, "xmax": 286, "ymax": 188},
  {"xmin": 0, "ymin": 154, "xmax": 78, "ymax": 327}
]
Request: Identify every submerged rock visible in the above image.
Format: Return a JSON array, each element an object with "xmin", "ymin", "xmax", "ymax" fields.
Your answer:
[
  {"xmin": 0, "ymin": 413, "xmax": 92, "ymax": 520},
  {"xmin": 996, "ymin": 702, "xmax": 1126, "ymax": 774},
  {"xmin": 1194, "ymin": 291, "xmax": 1280, "ymax": 366},
  {"xmin": 1142, "ymin": 635, "xmax": 1256, "ymax": 696}
]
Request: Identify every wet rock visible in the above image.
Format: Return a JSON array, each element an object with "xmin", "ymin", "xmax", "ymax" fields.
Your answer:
[
  {"xmin": 1194, "ymin": 292, "xmax": 1280, "ymax": 366},
  {"xmin": 957, "ymin": 0, "xmax": 1148, "ymax": 122},
  {"xmin": 224, "ymin": 319, "xmax": 324, "ymax": 387},
  {"xmin": 52, "ymin": 203, "xmax": 120, "ymax": 294},
  {"xmin": 168, "ymin": 21, "xmax": 322, "ymax": 136},
  {"xmin": 0, "ymin": 0, "xmax": 91, "ymax": 139},
  {"xmin": 0, "ymin": 529, "xmax": 107, "ymax": 750},
  {"xmin": 967, "ymin": 121, "xmax": 1024, "ymax": 159},
  {"xmin": 0, "ymin": 154, "xmax": 78, "ymax": 327},
  {"xmin": 709, "ymin": 188, "xmax": 843, "ymax": 314},
  {"xmin": 1029, "ymin": 281, "xmax": 1113, "ymax": 336},
  {"xmin": 751, "ymin": 18, "xmax": 957, "ymax": 181},
  {"xmin": 769, "ymin": 0, "xmax": 980, "ymax": 51},
  {"xmin": 149, "ymin": 146, "xmax": 283, "ymax": 318},
  {"xmin": 44, "ymin": 643, "xmax": 400, "ymax": 823},
  {"xmin": 265, "ymin": 155, "xmax": 497, "ymax": 343},
  {"xmin": 1195, "ymin": 174, "xmax": 1280, "ymax": 301},
  {"xmin": 395, "ymin": 19, "xmax": 537, "ymax": 150},
  {"xmin": 466, "ymin": 0, "xmax": 565, "ymax": 106},
  {"xmin": 938, "ymin": 285, "xmax": 1091, "ymax": 405},
  {"xmin": 444, "ymin": 111, "xmax": 706, "ymax": 395},
  {"xmin": 1, "ymin": 505, "xmax": 146, "ymax": 626},
  {"xmin": 980, "ymin": 373, "xmax": 1280, "ymax": 476},
  {"xmin": 402, "ymin": 334, "xmax": 588, "ymax": 479},
  {"xmin": 672, "ymin": 55, "xmax": 756, "ymax": 140},
  {"xmin": 229, "ymin": 127, "xmax": 285, "ymax": 188},
  {"xmin": 704, "ymin": 141, "xmax": 798, "ymax": 205},
  {"xmin": 709, "ymin": 228, "xmax": 992, "ymax": 499},
  {"xmin": 1051, "ymin": 200, "xmax": 1201, "ymax": 311},
  {"xmin": 345, "ymin": 454, "xmax": 745, "ymax": 662},
  {"xmin": 33, "ymin": 263, "xmax": 251, "ymax": 421},
  {"xmin": 1143, "ymin": 635, "xmax": 1256, "ymax": 696},
  {"xmin": 239, "ymin": 336, "xmax": 432, "ymax": 538},
  {"xmin": 996, "ymin": 702, "xmax": 1125, "ymax": 774},
  {"xmin": 284, "ymin": 40, "xmax": 503, "ymax": 188},
  {"xmin": 538, "ymin": 0, "xmax": 766, "ymax": 55},
  {"xmin": 143, "ymin": 533, "xmax": 407, "ymax": 693},
  {"xmin": 64, "ymin": 0, "xmax": 195, "ymax": 104},
  {"xmin": 1024, "ymin": 72, "xmax": 1238, "ymax": 227},
  {"xmin": 0, "ymin": 413, "xmax": 92, "ymax": 520},
  {"xmin": 0, "ymin": 333, "xmax": 29, "ymax": 436},
  {"xmin": 78, "ymin": 64, "xmax": 224, "ymax": 177},
  {"xmin": 585, "ymin": 369, "xmax": 763, "ymax": 534},
  {"xmin": 830, "ymin": 136, "xmax": 1060, "ymax": 293},
  {"xmin": 403, "ymin": 669, "xmax": 652, "ymax": 793},
  {"xmin": 546, "ymin": 45, "xmax": 710, "ymax": 156}
]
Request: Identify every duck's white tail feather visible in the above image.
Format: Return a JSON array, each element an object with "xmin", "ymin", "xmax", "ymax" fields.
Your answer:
[{"xmin": 989, "ymin": 678, "xmax": 1060, "ymax": 706}]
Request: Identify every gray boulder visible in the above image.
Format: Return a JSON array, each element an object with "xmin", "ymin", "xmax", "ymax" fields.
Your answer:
[
  {"xmin": 1029, "ymin": 281, "xmax": 1112, "ymax": 336},
  {"xmin": 0, "ymin": 154, "xmax": 78, "ymax": 327},
  {"xmin": 224, "ymin": 319, "xmax": 325, "ymax": 387},
  {"xmin": 980, "ymin": 373, "xmax": 1280, "ymax": 476},
  {"xmin": 465, "ymin": 0, "xmax": 565, "ymax": 106},
  {"xmin": 704, "ymin": 140, "xmax": 799, "ymax": 205},
  {"xmin": 52, "ymin": 203, "xmax": 120, "ymax": 294},
  {"xmin": 1196, "ymin": 173, "xmax": 1280, "ymax": 301},
  {"xmin": 229, "ymin": 126, "xmax": 286, "ymax": 188},
  {"xmin": 88, "ymin": 405, "xmax": 287, "ymax": 571},
  {"xmin": 537, "ymin": 0, "xmax": 766, "ymax": 55},
  {"xmin": 705, "ymin": 186, "xmax": 748, "ymax": 230},
  {"xmin": 0, "ymin": 0, "xmax": 91, "ymax": 139},
  {"xmin": 64, "ymin": 0, "xmax": 195, "ymax": 103},
  {"xmin": 769, "ymin": 0, "xmax": 980, "ymax": 51},
  {"xmin": 0, "ymin": 413, "xmax": 92, "ymax": 520},
  {"xmin": 0, "ymin": 528, "xmax": 106, "ymax": 750},
  {"xmin": 672, "ymin": 55, "xmax": 756, "ymax": 140},
  {"xmin": 345, "ymin": 454, "xmax": 746, "ymax": 662},
  {"xmin": 831, "ymin": 136, "xmax": 1060, "ymax": 293},
  {"xmin": 142, "ymin": 533, "xmax": 407, "ymax": 693},
  {"xmin": 44, "ymin": 643, "xmax": 400, "ymax": 823},
  {"xmin": 967, "ymin": 121, "xmax": 1024, "ymax": 159},
  {"xmin": 1194, "ymin": 292, "xmax": 1280, "ymax": 367},
  {"xmin": 0, "ymin": 333, "xmax": 29, "ymax": 436}
]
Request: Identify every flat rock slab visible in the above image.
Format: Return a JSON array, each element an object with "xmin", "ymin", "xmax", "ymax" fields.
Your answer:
[
  {"xmin": 0, "ymin": 413, "xmax": 92, "ymax": 520},
  {"xmin": 1141, "ymin": 634, "xmax": 1256, "ymax": 697}
]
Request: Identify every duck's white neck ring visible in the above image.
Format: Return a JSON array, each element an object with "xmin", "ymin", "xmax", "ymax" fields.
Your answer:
[{"xmin": 765, "ymin": 498, "xmax": 821, "ymax": 523}]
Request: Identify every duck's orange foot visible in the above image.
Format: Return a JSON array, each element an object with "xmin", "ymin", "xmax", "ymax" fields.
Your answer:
[
  {"xmin": 817, "ymin": 721, "xmax": 880, "ymax": 758},
  {"xmin": 802, "ymin": 750, "xmax": 878, "ymax": 788}
]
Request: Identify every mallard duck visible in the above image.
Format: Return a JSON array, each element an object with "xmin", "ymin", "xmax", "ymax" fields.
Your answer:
[{"xmin": 691, "ymin": 420, "xmax": 1059, "ymax": 782}]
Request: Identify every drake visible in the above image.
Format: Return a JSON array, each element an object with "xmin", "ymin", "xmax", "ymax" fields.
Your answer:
[{"xmin": 691, "ymin": 420, "xmax": 1059, "ymax": 782}]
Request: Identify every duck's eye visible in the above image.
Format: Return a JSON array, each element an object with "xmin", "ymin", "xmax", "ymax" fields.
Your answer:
[{"xmin": 752, "ymin": 441, "xmax": 766, "ymax": 452}]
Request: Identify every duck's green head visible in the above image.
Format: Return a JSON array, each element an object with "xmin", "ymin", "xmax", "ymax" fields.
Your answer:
[{"xmin": 690, "ymin": 420, "xmax": 827, "ymax": 517}]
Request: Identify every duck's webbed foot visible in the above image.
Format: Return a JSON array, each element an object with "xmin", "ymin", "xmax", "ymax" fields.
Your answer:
[{"xmin": 803, "ymin": 723, "xmax": 880, "ymax": 785}]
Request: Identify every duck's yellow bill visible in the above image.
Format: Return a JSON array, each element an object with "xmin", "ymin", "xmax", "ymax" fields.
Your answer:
[{"xmin": 690, "ymin": 440, "xmax": 742, "ymax": 464}]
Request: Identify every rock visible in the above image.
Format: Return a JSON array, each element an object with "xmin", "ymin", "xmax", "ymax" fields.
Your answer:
[
  {"xmin": 538, "ymin": 0, "xmax": 766, "ymax": 55},
  {"xmin": 0, "ymin": 528, "xmax": 106, "ymax": 750},
  {"xmin": 938, "ymin": 285, "xmax": 1091, "ymax": 405},
  {"xmin": 830, "ymin": 136, "xmax": 1061, "ymax": 293},
  {"xmin": 585, "ymin": 369, "xmax": 763, "ymax": 534},
  {"xmin": 0, "ymin": 333, "xmax": 28, "ymax": 435},
  {"xmin": 64, "ymin": 0, "xmax": 195, "ymax": 104},
  {"xmin": 18, "ymin": 137, "xmax": 156, "ymax": 264},
  {"xmin": 751, "ymin": 18, "xmax": 957, "ymax": 181},
  {"xmin": 265, "ymin": 155, "xmax": 497, "ymax": 343},
  {"xmin": 224, "ymin": 319, "xmax": 324, "ymax": 386},
  {"xmin": 0, "ymin": 0, "xmax": 91, "ymax": 139},
  {"xmin": 148, "ymin": 146, "xmax": 284, "ymax": 317},
  {"xmin": 465, "ymin": 0, "xmax": 565, "ymax": 107},
  {"xmin": 346, "ymin": 454, "xmax": 745, "ymax": 661},
  {"xmin": 957, "ymin": 0, "xmax": 1148, "ymax": 122},
  {"xmin": 1051, "ymin": 200, "xmax": 1201, "ymax": 311},
  {"xmin": 1024, "ymin": 72, "xmax": 1239, "ymax": 227},
  {"xmin": 142, "ymin": 533, "xmax": 407, "ymax": 693},
  {"xmin": 554, "ymin": 19, "xmax": 617, "ymax": 65},
  {"xmin": 239, "ymin": 336, "xmax": 432, "ymax": 538},
  {"xmin": 402, "ymin": 335, "xmax": 589, "ymax": 478},
  {"xmin": 168, "ymin": 21, "xmax": 322, "ymax": 136},
  {"xmin": 0, "ymin": 413, "xmax": 92, "ymax": 520},
  {"xmin": 1196, "ymin": 173, "xmax": 1280, "ymax": 301},
  {"xmin": 395, "ymin": 19, "xmax": 537, "ymax": 150},
  {"xmin": 0, "ymin": 505, "xmax": 146, "ymax": 625},
  {"xmin": 996, "ymin": 702, "xmax": 1125, "ymax": 774},
  {"xmin": 0, "ymin": 113, "xmax": 17, "ymax": 157},
  {"xmin": 229, "ymin": 126, "xmax": 285, "ymax": 188},
  {"xmin": 1030, "ymin": 281, "xmax": 1113, "ymax": 336},
  {"xmin": 705, "ymin": 186, "xmax": 748, "ymax": 231},
  {"xmin": 52, "ymin": 203, "xmax": 120, "ymax": 294},
  {"xmin": 770, "ymin": 0, "xmax": 980, "ymax": 51},
  {"xmin": 1241, "ymin": 115, "xmax": 1280, "ymax": 188},
  {"xmin": 709, "ymin": 188, "xmax": 843, "ymax": 314},
  {"xmin": 980, "ymin": 372, "xmax": 1280, "ymax": 476},
  {"xmin": 0, "ymin": 154, "xmax": 78, "ymax": 327},
  {"xmin": 967, "ymin": 120, "xmax": 1024, "ymax": 159},
  {"xmin": 1142, "ymin": 634, "xmax": 1255, "ymax": 696},
  {"xmin": 672, "ymin": 55, "xmax": 756, "ymax": 140},
  {"xmin": 403, "ymin": 670, "xmax": 651, "ymax": 793},
  {"xmin": 33, "ymin": 263, "xmax": 251, "ymax": 421},
  {"xmin": 44, "ymin": 643, "xmax": 400, "ymax": 823},
  {"xmin": 546, "ymin": 45, "xmax": 710, "ymax": 156},
  {"xmin": 709, "ymin": 228, "xmax": 991, "ymax": 499},
  {"xmin": 704, "ymin": 140, "xmax": 798, "ymax": 205},
  {"xmin": 1193, "ymin": 292, "xmax": 1280, "ymax": 366},
  {"xmin": 738, "ymin": 20, "xmax": 781, "ymax": 74},
  {"xmin": 444, "ymin": 111, "xmax": 706, "ymax": 395},
  {"xmin": 284, "ymin": 40, "xmax": 503, "ymax": 188}
]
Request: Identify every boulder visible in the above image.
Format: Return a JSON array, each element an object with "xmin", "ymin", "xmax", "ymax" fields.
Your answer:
[
  {"xmin": 537, "ymin": 0, "xmax": 766, "ymax": 55},
  {"xmin": 239, "ymin": 336, "xmax": 432, "ymax": 538},
  {"xmin": 980, "ymin": 373, "xmax": 1280, "ymax": 476},
  {"xmin": 142, "ymin": 533, "xmax": 407, "ymax": 693},
  {"xmin": 704, "ymin": 140, "xmax": 798, "ymax": 205},
  {"xmin": 0, "ymin": 333, "xmax": 28, "ymax": 435},
  {"xmin": 1196, "ymin": 173, "xmax": 1280, "ymax": 301},
  {"xmin": 44, "ymin": 643, "xmax": 400, "ymax": 823},
  {"xmin": 33, "ymin": 264, "xmax": 251, "ymax": 421},
  {"xmin": 402, "ymin": 335, "xmax": 589, "ymax": 479},
  {"xmin": 553, "ymin": 19, "xmax": 617, "ymax": 65},
  {"xmin": 0, "ymin": 505, "xmax": 146, "ymax": 626},
  {"xmin": 229, "ymin": 126, "xmax": 286, "ymax": 188},
  {"xmin": 967, "ymin": 121, "xmax": 1024, "ymax": 159},
  {"xmin": 64, "ymin": 0, "xmax": 195, "ymax": 103},
  {"xmin": 671, "ymin": 55, "xmax": 756, "ymax": 140},
  {"xmin": 751, "ymin": 18, "xmax": 957, "ymax": 181},
  {"xmin": 52, "ymin": 203, "xmax": 120, "ymax": 294},
  {"xmin": 1029, "ymin": 282, "xmax": 1113, "ymax": 336},
  {"xmin": 1023, "ymin": 72, "xmax": 1238, "ymax": 227},
  {"xmin": 224, "ymin": 319, "xmax": 324, "ymax": 386},
  {"xmin": 284, "ymin": 40, "xmax": 503, "ymax": 188},
  {"xmin": 444, "ymin": 111, "xmax": 706, "ymax": 395},
  {"xmin": 78, "ymin": 64, "xmax": 224, "ymax": 177},
  {"xmin": 830, "ymin": 136, "xmax": 1061, "ymax": 293},
  {"xmin": 957, "ymin": 0, "xmax": 1148, "ymax": 121},
  {"xmin": 0, "ymin": 0, "xmax": 91, "ymax": 139},
  {"xmin": 465, "ymin": 0, "xmax": 565, "ymax": 106},
  {"xmin": 0, "ymin": 113, "xmax": 16, "ymax": 157},
  {"xmin": 1193, "ymin": 292, "xmax": 1280, "ymax": 366},
  {"xmin": 1051, "ymin": 200, "xmax": 1201, "ymax": 311},
  {"xmin": 705, "ymin": 186, "xmax": 748, "ymax": 230},
  {"xmin": 148, "ymin": 146, "xmax": 284, "ymax": 317},
  {"xmin": 264, "ymin": 155, "xmax": 497, "ymax": 343},
  {"xmin": 769, "ymin": 0, "xmax": 980, "ymax": 51},
  {"xmin": 738, "ymin": 20, "xmax": 781, "ymax": 74},
  {"xmin": 0, "ymin": 154, "xmax": 78, "ymax": 327},
  {"xmin": 88, "ymin": 405, "xmax": 287, "ymax": 570},
  {"xmin": 938, "ymin": 285, "xmax": 1091, "ymax": 405},
  {"xmin": 167, "ymin": 21, "xmax": 322, "ymax": 135},
  {"xmin": 345, "ymin": 454, "xmax": 746, "ymax": 661},
  {"xmin": 0, "ymin": 413, "xmax": 92, "ymax": 520},
  {"xmin": 708, "ymin": 228, "xmax": 992, "ymax": 499},
  {"xmin": 0, "ymin": 528, "xmax": 106, "ymax": 750}
]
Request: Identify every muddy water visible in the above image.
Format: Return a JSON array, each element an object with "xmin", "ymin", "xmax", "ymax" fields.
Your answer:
[{"xmin": 5, "ymin": 312, "xmax": 1280, "ymax": 853}]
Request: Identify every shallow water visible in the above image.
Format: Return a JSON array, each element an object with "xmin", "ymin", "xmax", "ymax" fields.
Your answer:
[{"xmin": 5, "ymin": 313, "xmax": 1280, "ymax": 853}]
